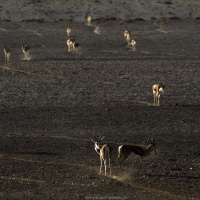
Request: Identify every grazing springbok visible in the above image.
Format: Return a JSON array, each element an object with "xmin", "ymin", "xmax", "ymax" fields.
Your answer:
[
  {"xmin": 66, "ymin": 28, "xmax": 71, "ymax": 37},
  {"xmin": 3, "ymin": 46, "xmax": 10, "ymax": 64},
  {"xmin": 91, "ymin": 135, "xmax": 113, "ymax": 176},
  {"xmin": 152, "ymin": 83, "xmax": 165, "ymax": 106},
  {"xmin": 22, "ymin": 43, "xmax": 31, "ymax": 60},
  {"xmin": 87, "ymin": 16, "xmax": 92, "ymax": 26},
  {"xmin": 116, "ymin": 138, "xmax": 157, "ymax": 174},
  {"xmin": 66, "ymin": 36, "xmax": 76, "ymax": 52}
]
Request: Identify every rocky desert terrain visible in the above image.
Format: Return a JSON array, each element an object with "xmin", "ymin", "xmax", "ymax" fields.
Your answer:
[{"xmin": 0, "ymin": 5, "xmax": 200, "ymax": 200}]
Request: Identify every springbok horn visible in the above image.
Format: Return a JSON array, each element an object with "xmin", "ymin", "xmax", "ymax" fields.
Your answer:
[
  {"xmin": 91, "ymin": 138, "xmax": 96, "ymax": 143},
  {"xmin": 99, "ymin": 136, "xmax": 105, "ymax": 141}
]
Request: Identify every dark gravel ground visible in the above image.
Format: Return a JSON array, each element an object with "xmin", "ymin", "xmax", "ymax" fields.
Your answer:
[{"xmin": 0, "ymin": 19, "xmax": 200, "ymax": 200}]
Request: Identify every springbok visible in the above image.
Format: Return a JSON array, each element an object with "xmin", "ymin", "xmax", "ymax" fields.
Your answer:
[
  {"xmin": 66, "ymin": 36, "xmax": 76, "ymax": 52},
  {"xmin": 116, "ymin": 138, "xmax": 157, "ymax": 174},
  {"xmin": 91, "ymin": 135, "xmax": 113, "ymax": 176},
  {"xmin": 66, "ymin": 39, "xmax": 73, "ymax": 52},
  {"xmin": 152, "ymin": 83, "xmax": 165, "ymax": 106},
  {"xmin": 124, "ymin": 30, "xmax": 131, "ymax": 43},
  {"xmin": 66, "ymin": 28, "xmax": 71, "ymax": 37},
  {"xmin": 87, "ymin": 16, "xmax": 92, "ymax": 26},
  {"xmin": 22, "ymin": 43, "xmax": 31, "ymax": 60},
  {"xmin": 130, "ymin": 39, "xmax": 136, "ymax": 47},
  {"xmin": 130, "ymin": 39, "xmax": 136, "ymax": 51},
  {"xmin": 3, "ymin": 46, "xmax": 10, "ymax": 64},
  {"xmin": 124, "ymin": 30, "xmax": 130, "ymax": 38}
]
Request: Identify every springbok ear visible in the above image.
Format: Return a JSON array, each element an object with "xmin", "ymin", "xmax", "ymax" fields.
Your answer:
[
  {"xmin": 163, "ymin": 84, "xmax": 165, "ymax": 88},
  {"xmin": 160, "ymin": 83, "xmax": 165, "ymax": 88},
  {"xmin": 143, "ymin": 139, "xmax": 149, "ymax": 144}
]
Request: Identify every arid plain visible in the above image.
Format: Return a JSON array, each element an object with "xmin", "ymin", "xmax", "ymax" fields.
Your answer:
[{"xmin": 0, "ymin": 19, "xmax": 200, "ymax": 199}]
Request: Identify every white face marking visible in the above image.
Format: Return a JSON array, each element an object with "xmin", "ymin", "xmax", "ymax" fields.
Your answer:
[{"xmin": 94, "ymin": 142, "xmax": 101, "ymax": 149}]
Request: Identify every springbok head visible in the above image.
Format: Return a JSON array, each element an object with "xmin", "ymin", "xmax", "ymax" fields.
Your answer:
[
  {"xmin": 124, "ymin": 30, "xmax": 129, "ymax": 37},
  {"xmin": 91, "ymin": 135, "xmax": 105, "ymax": 149},
  {"xmin": 159, "ymin": 83, "xmax": 165, "ymax": 93},
  {"xmin": 149, "ymin": 138, "xmax": 157, "ymax": 155},
  {"xmin": 66, "ymin": 28, "xmax": 71, "ymax": 36},
  {"xmin": 145, "ymin": 138, "xmax": 157, "ymax": 155}
]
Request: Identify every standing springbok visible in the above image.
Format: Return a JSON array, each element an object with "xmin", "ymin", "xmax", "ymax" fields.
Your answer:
[
  {"xmin": 91, "ymin": 135, "xmax": 113, "ymax": 176},
  {"xmin": 22, "ymin": 43, "xmax": 31, "ymax": 60},
  {"xmin": 66, "ymin": 39, "xmax": 73, "ymax": 52},
  {"xmin": 66, "ymin": 36, "xmax": 76, "ymax": 52},
  {"xmin": 87, "ymin": 16, "xmax": 92, "ymax": 26},
  {"xmin": 152, "ymin": 83, "xmax": 165, "ymax": 106},
  {"xmin": 124, "ymin": 30, "xmax": 131, "ymax": 43},
  {"xmin": 130, "ymin": 39, "xmax": 136, "ymax": 47},
  {"xmin": 130, "ymin": 39, "xmax": 136, "ymax": 51},
  {"xmin": 3, "ymin": 46, "xmax": 10, "ymax": 64},
  {"xmin": 116, "ymin": 138, "xmax": 157, "ymax": 174},
  {"xmin": 124, "ymin": 30, "xmax": 130, "ymax": 39},
  {"xmin": 66, "ymin": 28, "xmax": 71, "ymax": 37}
]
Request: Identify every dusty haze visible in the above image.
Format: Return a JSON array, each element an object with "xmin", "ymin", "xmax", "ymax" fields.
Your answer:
[{"xmin": 0, "ymin": 0, "xmax": 200, "ymax": 22}]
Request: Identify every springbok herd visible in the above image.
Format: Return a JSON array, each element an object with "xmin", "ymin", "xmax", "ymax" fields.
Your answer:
[
  {"xmin": 2, "ymin": 16, "xmax": 165, "ymax": 176},
  {"xmin": 2, "ymin": 16, "xmax": 165, "ymax": 106}
]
